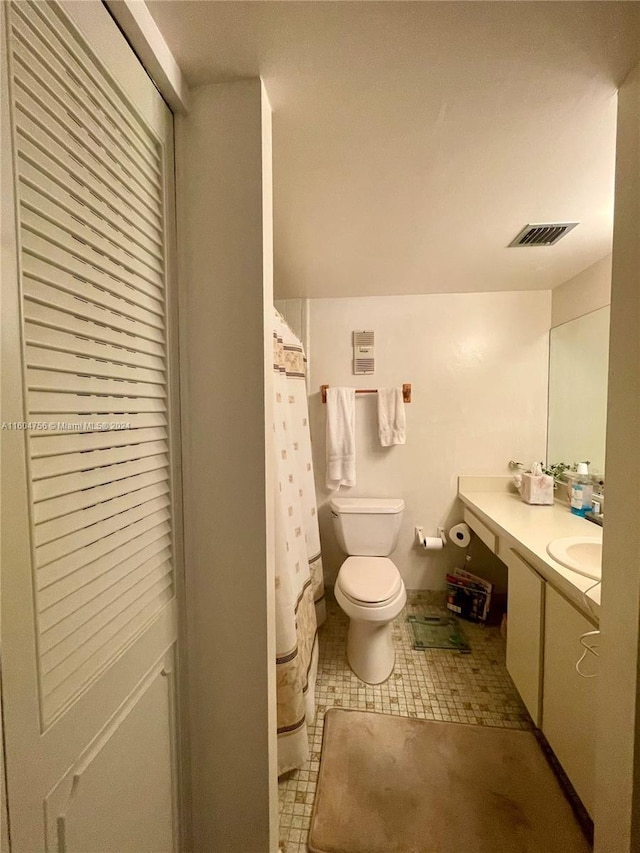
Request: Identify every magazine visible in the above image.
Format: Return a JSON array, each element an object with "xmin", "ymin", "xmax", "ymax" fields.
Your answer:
[{"xmin": 445, "ymin": 568, "xmax": 492, "ymax": 622}]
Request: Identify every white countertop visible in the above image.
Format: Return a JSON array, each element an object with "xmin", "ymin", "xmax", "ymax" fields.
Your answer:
[{"xmin": 458, "ymin": 477, "xmax": 601, "ymax": 625}]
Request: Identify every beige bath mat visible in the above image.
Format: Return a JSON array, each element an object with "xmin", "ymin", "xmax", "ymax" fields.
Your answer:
[{"xmin": 308, "ymin": 709, "xmax": 591, "ymax": 853}]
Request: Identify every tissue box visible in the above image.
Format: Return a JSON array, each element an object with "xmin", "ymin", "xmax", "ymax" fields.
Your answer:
[{"xmin": 520, "ymin": 473, "xmax": 554, "ymax": 505}]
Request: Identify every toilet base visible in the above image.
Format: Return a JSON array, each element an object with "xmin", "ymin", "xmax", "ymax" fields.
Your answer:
[
  {"xmin": 334, "ymin": 569, "xmax": 406, "ymax": 685},
  {"xmin": 346, "ymin": 619, "xmax": 395, "ymax": 684}
]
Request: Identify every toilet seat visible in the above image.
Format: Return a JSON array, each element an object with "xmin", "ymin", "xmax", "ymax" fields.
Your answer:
[{"xmin": 337, "ymin": 556, "xmax": 403, "ymax": 606}]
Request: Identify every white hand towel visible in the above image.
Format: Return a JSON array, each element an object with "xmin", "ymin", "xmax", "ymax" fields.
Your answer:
[
  {"xmin": 377, "ymin": 387, "xmax": 406, "ymax": 446},
  {"xmin": 326, "ymin": 387, "xmax": 356, "ymax": 490}
]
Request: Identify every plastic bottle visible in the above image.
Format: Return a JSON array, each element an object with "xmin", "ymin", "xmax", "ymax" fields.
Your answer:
[{"xmin": 570, "ymin": 463, "xmax": 593, "ymax": 517}]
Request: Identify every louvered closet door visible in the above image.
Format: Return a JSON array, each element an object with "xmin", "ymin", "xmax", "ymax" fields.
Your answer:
[{"xmin": 1, "ymin": 2, "xmax": 184, "ymax": 851}]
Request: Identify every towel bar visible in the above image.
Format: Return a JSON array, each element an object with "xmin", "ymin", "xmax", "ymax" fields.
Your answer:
[{"xmin": 320, "ymin": 384, "xmax": 411, "ymax": 404}]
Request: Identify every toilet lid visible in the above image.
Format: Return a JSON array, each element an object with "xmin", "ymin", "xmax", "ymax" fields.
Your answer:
[{"xmin": 338, "ymin": 556, "xmax": 402, "ymax": 604}]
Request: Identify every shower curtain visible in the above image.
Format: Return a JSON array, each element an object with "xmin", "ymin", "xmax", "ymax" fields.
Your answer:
[{"xmin": 273, "ymin": 309, "xmax": 326, "ymax": 775}]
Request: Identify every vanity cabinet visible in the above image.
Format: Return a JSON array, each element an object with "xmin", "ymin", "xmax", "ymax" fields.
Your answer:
[
  {"xmin": 506, "ymin": 549, "xmax": 597, "ymax": 815},
  {"xmin": 458, "ymin": 485, "xmax": 601, "ymax": 820},
  {"xmin": 542, "ymin": 586, "xmax": 597, "ymax": 816},
  {"xmin": 463, "ymin": 507, "xmax": 498, "ymax": 554},
  {"xmin": 504, "ymin": 549, "xmax": 544, "ymax": 726},
  {"xmin": 504, "ymin": 549, "xmax": 596, "ymax": 816}
]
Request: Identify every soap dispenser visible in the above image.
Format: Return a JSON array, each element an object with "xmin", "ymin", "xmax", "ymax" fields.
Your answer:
[{"xmin": 570, "ymin": 463, "xmax": 593, "ymax": 517}]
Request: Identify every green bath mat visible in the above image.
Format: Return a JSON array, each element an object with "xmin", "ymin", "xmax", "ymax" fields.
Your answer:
[{"xmin": 408, "ymin": 614, "xmax": 470, "ymax": 652}]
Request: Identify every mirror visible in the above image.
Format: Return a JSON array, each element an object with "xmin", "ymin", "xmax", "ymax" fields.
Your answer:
[{"xmin": 547, "ymin": 306, "xmax": 610, "ymax": 475}]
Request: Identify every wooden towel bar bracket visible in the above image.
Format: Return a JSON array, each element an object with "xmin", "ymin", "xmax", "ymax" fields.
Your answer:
[{"xmin": 321, "ymin": 383, "xmax": 411, "ymax": 404}]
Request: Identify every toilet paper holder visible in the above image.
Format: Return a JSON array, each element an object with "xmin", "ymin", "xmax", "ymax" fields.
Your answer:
[{"xmin": 415, "ymin": 526, "xmax": 447, "ymax": 549}]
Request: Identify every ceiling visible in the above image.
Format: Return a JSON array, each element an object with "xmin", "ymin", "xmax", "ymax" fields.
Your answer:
[{"xmin": 148, "ymin": 1, "xmax": 640, "ymax": 299}]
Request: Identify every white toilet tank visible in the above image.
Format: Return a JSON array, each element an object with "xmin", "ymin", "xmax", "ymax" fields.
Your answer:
[{"xmin": 330, "ymin": 497, "xmax": 405, "ymax": 556}]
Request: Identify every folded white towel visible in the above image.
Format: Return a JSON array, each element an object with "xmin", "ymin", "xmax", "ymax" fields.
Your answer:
[
  {"xmin": 326, "ymin": 387, "xmax": 356, "ymax": 490},
  {"xmin": 377, "ymin": 387, "xmax": 406, "ymax": 446}
]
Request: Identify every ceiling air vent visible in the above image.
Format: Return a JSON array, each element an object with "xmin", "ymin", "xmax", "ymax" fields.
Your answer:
[{"xmin": 508, "ymin": 222, "xmax": 579, "ymax": 247}]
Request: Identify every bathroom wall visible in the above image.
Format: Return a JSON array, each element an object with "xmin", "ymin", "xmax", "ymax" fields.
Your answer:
[
  {"xmin": 307, "ymin": 291, "xmax": 550, "ymax": 590},
  {"xmin": 551, "ymin": 254, "xmax": 612, "ymax": 328},
  {"xmin": 176, "ymin": 79, "xmax": 277, "ymax": 853},
  {"xmin": 595, "ymin": 60, "xmax": 640, "ymax": 853}
]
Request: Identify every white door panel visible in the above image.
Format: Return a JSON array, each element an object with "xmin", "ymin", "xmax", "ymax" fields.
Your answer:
[
  {"xmin": 1, "ymin": 1, "xmax": 184, "ymax": 849},
  {"xmin": 45, "ymin": 652, "xmax": 177, "ymax": 853}
]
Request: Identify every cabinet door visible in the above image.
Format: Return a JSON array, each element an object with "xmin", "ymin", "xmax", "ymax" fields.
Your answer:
[
  {"xmin": 505, "ymin": 549, "xmax": 545, "ymax": 725},
  {"xmin": 543, "ymin": 586, "xmax": 597, "ymax": 816}
]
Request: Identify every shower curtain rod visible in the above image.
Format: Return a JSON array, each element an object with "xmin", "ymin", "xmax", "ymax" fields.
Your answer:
[{"xmin": 320, "ymin": 384, "xmax": 411, "ymax": 404}]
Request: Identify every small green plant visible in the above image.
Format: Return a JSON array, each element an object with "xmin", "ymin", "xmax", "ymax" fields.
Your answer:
[
  {"xmin": 541, "ymin": 461, "xmax": 590, "ymax": 480},
  {"xmin": 542, "ymin": 462, "xmax": 570, "ymax": 480}
]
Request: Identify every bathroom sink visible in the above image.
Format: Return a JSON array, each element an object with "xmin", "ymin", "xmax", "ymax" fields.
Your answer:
[{"xmin": 546, "ymin": 537, "xmax": 602, "ymax": 580}]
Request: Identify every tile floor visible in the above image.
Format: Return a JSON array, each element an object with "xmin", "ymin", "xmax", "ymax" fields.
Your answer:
[{"xmin": 278, "ymin": 591, "xmax": 532, "ymax": 853}]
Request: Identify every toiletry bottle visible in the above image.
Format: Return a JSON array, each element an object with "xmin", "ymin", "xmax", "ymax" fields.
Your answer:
[{"xmin": 570, "ymin": 463, "xmax": 593, "ymax": 517}]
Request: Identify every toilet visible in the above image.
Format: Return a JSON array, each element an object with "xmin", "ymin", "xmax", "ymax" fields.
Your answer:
[{"xmin": 331, "ymin": 497, "xmax": 407, "ymax": 684}]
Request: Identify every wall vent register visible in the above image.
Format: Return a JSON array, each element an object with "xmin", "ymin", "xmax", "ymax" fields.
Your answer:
[{"xmin": 353, "ymin": 329, "xmax": 375, "ymax": 375}]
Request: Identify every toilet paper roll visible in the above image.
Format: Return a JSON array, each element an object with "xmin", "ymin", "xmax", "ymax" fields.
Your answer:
[
  {"xmin": 449, "ymin": 522, "xmax": 471, "ymax": 548},
  {"xmin": 421, "ymin": 536, "xmax": 443, "ymax": 551}
]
